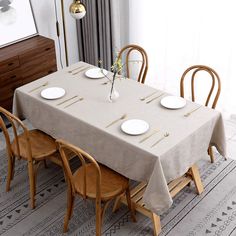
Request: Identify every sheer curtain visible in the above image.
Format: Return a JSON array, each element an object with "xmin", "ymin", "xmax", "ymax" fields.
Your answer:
[{"xmin": 128, "ymin": 0, "xmax": 236, "ymax": 117}]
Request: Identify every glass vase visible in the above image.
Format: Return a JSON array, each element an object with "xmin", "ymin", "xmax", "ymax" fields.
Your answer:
[{"xmin": 107, "ymin": 87, "xmax": 120, "ymax": 103}]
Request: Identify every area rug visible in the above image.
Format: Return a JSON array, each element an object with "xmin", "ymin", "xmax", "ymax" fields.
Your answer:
[{"xmin": 0, "ymin": 132, "xmax": 236, "ymax": 235}]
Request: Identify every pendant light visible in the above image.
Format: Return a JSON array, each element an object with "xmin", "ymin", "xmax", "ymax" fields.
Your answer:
[{"xmin": 69, "ymin": 0, "xmax": 86, "ymax": 20}]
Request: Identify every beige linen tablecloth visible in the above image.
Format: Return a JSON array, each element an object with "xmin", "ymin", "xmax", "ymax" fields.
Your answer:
[{"xmin": 13, "ymin": 62, "xmax": 226, "ymax": 215}]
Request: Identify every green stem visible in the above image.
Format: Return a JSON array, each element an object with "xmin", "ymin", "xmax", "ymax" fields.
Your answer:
[{"xmin": 110, "ymin": 71, "xmax": 117, "ymax": 100}]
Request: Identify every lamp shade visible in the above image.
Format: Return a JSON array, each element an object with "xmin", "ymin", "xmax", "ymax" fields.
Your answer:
[{"xmin": 69, "ymin": 0, "xmax": 86, "ymax": 20}]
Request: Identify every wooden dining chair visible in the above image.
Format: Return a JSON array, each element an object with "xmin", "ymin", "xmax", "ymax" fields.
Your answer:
[
  {"xmin": 117, "ymin": 44, "xmax": 148, "ymax": 84},
  {"xmin": 180, "ymin": 65, "xmax": 221, "ymax": 162},
  {"xmin": 56, "ymin": 139, "xmax": 136, "ymax": 235},
  {"xmin": 0, "ymin": 107, "xmax": 59, "ymax": 209}
]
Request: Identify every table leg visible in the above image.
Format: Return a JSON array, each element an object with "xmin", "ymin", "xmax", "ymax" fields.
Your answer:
[
  {"xmin": 189, "ymin": 164, "xmax": 204, "ymax": 194},
  {"xmin": 114, "ymin": 164, "xmax": 203, "ymax": 235}
]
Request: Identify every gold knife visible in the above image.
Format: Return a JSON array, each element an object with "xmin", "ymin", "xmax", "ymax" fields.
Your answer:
[
  {"xmin": 64, "ymin": 97, "xmax": 84, "ymax": 108},
  {"xmin": 151, "ymin": 133, "xmax": 170, "ymax": 148},
  {"xmin": 146, "ymin": 93, "xmax": 165, "ymax": 104},
  {"xmin": 68, "ymin": 66, "xmax": 83, "ymax": 73},
  {"xmin": 140, "ymin": 91, "xmax": 158, "ymax": 101},
  {"xmin": 56, "ymin": 95, "xmax": 78, "ymax": 106},
  {"xmin": 72, "ymin": 66, "xmax": 91, "ymax": 75},
  {"xmin": 29, "ymin": 82, "xmax": 48, "ymax": 93},
  {"xmin": 139, "ymin": 129, "xmax": 159, "ymax": 143},
  {"xmin": 184, "ymin": 106, "xmax": 201, "ymax": 117}
]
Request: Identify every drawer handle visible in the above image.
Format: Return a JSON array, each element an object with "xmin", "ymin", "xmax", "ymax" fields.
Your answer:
[
  {"xmin": 45, "ymin": 47, "xmax": 51, "ymax": 51},
  {"xmin": 8, "ymin": 62, "xmax": 14, "ymax": 66},
  {"xmin": 10, "ymin": 75, "xmax": 17, "ymax": 79}
]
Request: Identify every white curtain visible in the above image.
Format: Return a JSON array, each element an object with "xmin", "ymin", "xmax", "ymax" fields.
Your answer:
[{"xmin": 128, "ymin": 0, "xmax": 236, "ymax": 117}]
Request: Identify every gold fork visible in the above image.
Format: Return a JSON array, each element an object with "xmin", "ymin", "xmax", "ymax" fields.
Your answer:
[
  {"xmin": 151, "ymin": 133, "xmax": 169, "ymax": 148},
  {"xmin": 105, "ymin": 114, "xmax": 127, "ymax": 128},
  {"xmin": 139, "ymin": 129, "xmax": 159, "ymax": 143},
  {"xmin": 29, "ymin": 82, "xmax": 48, "ymax": 93}
]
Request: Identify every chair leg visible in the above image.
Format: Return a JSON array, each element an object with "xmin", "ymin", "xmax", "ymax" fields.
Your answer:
[
  {"xmin": 63, "ymin": 186, "xmax": 74, "ymax": 233},
  {"xmin": 28, "ymin": 160, "xmax": 36, "ymax": 209},
  {"xmin": 101, "ymin": 200, "xmax": 112, "ymax": 226},
  {"xmin": 151, "ymin": 213, "xmax": 161, "ymax": 236},
  {"xmin": 43, "ymin": 160, "xmax": 48, "ymax": 169},
  {"xmin": 11, "ymin": 156, "xmax": 16, "ymax": 180},
  {"xmin": 69, "ymin": 195, "xmax": 75, "ymax": 220},
  {"xmin": 6, "ymin": 155, "xmax": 14, "ymax": 192},
  {"xmin": 125, "ymin": 188, "xmax": 136, "ymax": 222},
  {"xmin": 96, "ymin": 199, "xmax": 102, "ymax": 236},
  {"xmin": 112, "ymin": 194, "xmax": 123, "ymax": 213},
  {"xmin": 208, "ymin": 146, "xmax": 214, "ymax": 163}
]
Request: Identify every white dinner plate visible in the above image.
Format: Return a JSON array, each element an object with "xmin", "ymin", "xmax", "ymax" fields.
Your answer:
[
  {"xmin": 85, "ymin": 68, "xmax": 108, "ymax": 79},
  {"xmin": 121, "ymin": 119, "xmax": 149, "ymax": 135},
  {"xmin": 160, "ymin": 96, "xmax": 186, "ymax": 109},
  {"xmin": 41, "ymin": 87, "xmax": 66, "ymax": 100}
]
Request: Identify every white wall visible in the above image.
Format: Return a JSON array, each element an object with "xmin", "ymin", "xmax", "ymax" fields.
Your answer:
[{"xmin": 31, "ymin": 0, "xmax": 79, "ymax": 69}]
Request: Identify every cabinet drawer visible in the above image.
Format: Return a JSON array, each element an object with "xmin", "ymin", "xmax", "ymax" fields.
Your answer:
[
  {"xmin": 0, "ymin": 69, "xmax": 21, "ymax": 87},
  {"xmin": 21, "ymin": 55, "xmax": 56, "ymax": 78},
  {"xmin": 19, "ymin": 41, "xmax": 55, "ymax": 64},
  {"xmin": 0, "ymin": 99, "xmax": 14, "ymax": 111},
  {"xmin": 0, "ymin": 80, "xmax": 22, "ymax": 102},
  {"xmin": 0, "ymin": 56, "xmax": 20, "ymax": 74},
  {"xmin": 22, "ymin": 65, "xmax": 57, "ymax": 85}
]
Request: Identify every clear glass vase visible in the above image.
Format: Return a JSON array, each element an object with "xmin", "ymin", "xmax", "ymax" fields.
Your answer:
[{"xmin": 107, "ymin": 87, "xmax": 120, "ymax": 103}]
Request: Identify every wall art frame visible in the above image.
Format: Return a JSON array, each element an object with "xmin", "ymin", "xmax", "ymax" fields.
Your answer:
[{"xmin": 0, "ymin": 0, "xmax": 38, "ymax": 48}]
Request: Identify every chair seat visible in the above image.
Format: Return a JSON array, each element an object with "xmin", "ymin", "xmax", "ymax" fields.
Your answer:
[
  {"xmin": 74, "ymin": 163, "xmax": 129, "ymax": 201},
  {"xmin": 11, "ymin": 129, "xmax": 57, "ymax": 160}
]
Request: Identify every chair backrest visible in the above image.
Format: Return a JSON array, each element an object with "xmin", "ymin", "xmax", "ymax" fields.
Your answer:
[
  {"xmin": 117, "ymin": 44, "xmax": 148, "ymax": 84},
  {"xmin": 56, "ymin": 139, "xmax": 102, "ymax": 201},
  {"xmin": 0, "ymin": 107, "xmax": 33, "ymax": 161},
  {"xmin": 180, "ymin": 65, "xmax": 221, "ymax": 109}
]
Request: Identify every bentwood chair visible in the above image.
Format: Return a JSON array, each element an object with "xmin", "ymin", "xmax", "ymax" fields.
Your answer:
[
  {"xmin": 180, "ymin": 65, "xmax": 221, "ymax": 162},
  {"xmin": 56, "ymin": 139, "xmax": 136, "ymax": 235},
  {"xmin": 117, "ymin": 44, "xmax": 148, "ymax": 84},
  {"xmin": 0, "ymin": 107, "xmax": 59, "ymax": 209}
]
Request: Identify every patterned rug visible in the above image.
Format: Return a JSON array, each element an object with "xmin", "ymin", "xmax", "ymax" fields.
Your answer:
[{"xmin": 0, "ymin": 135, "xmax": 236, "ymax": 235}]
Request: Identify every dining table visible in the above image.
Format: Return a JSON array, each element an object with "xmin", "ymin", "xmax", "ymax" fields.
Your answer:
[{"xmin": 13, "ymin": 61, "xmax": 226, "ymax": 221}]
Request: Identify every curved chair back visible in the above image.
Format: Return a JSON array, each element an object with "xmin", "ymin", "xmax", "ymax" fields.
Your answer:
[
  {"xmin": 0, "ymin": 107, "xmax": 33, "ymax": 161},
  {"xmin": 117, "ymin": 44, "xmax": 148, "ymax": 84},
  {"xmin": 56, "ymin": 139, "xmax": 102, "ymax": 201},
  {"xmin": 180, "ymin": 65, "xmax": 221, "ymax": 109}
]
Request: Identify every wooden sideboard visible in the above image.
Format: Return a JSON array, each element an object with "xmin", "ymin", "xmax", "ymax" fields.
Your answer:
[{"xmin": 0, "ymin": 36, "xmax": 57, "ymax": 110}]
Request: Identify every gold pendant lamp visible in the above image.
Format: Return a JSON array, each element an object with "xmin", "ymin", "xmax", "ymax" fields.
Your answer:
[{"xmin": 69, "ymin": 0, "xmax": 86, "ymax": 19}]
